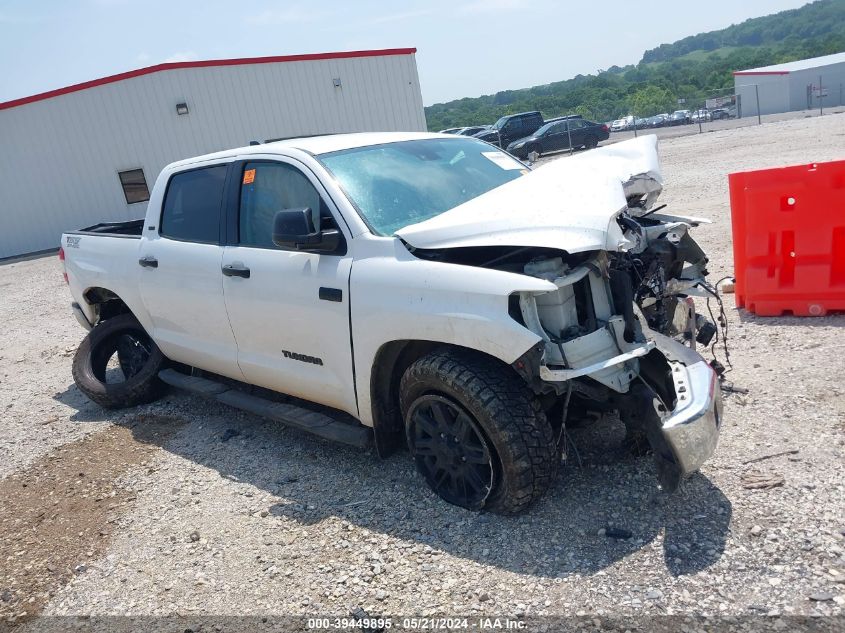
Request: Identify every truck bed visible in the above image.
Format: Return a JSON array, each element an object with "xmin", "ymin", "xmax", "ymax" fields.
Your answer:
[{"xmin": 67, "ymin": 219, "xmax": 144, "ymax": 238}]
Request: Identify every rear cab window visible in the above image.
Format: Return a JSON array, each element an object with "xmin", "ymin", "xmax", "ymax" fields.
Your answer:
[{"xmin": 160, "ymin": 165, "xmax": 228, "ymax": 243}]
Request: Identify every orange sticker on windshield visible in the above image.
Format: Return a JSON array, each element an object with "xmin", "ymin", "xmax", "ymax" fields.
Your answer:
[{"xmin": 243, "ymin": 169, "xmax": 255, "ymax": 184}]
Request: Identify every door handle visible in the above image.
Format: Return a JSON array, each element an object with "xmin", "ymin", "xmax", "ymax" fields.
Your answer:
[
  {"xmin": 222, "ymin": 264, "xmax": 250, "ymax": 278},
  {"xmin": 138, "ymin": 256, "xmax": 158, "ymax": 268},
  {"xmin": 319, "ymin": 287, "xmax": 342, "ymax": 302}
]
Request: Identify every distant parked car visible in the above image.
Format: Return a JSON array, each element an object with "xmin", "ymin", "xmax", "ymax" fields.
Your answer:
[
  {"xmin": 457, "ymin": 125, "xmax": 489, "ymax": 136},
  {"xmin": 710, "ymin": 108, "xmax": 731, "ymax": 120},
  {"xmin": 668, "ymin": 110, "xmax": 691, "ymax": 126},
  {"xmin": 506, "ymin": 118, "xmax": 609, "ymax": 158},
  {"xmin": 610, "ymin": 118, "xmax": 628, "ymax": 132},
  {"xmin": 645, "ymin": 114, "xmax": 667, "ymax": 128},
  {"xmin": 473, "ymin": 111, "xmax": 545, "ymax": 148},
  {"xmin": 691, "ymin": 109, "xmax": 711, "ymax": 123}
]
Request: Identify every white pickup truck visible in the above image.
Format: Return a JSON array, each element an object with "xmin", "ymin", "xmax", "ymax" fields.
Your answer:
[{"xmin": 61, "ymin": 132, "xmax": 723, "ymax": 514}]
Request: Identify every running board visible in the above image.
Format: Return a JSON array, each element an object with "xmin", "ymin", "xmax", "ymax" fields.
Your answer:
[{"xmin": 158, "ymin": 369, "xmax": 372, "ymax": 449}]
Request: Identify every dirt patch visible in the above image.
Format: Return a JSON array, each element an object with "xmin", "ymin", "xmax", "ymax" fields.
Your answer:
[{"xmin": 0, "ymin": 415, "xmax": 183, "ymax": 623}]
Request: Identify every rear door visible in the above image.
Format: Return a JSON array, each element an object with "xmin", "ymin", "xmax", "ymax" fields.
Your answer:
[
  {"xmin": 565, "ymin": 119, "xmax": 588, "ymax": 147},
  {"xmin": 220, "ymin": 158, "xmax": 358, "ymax": 416},
  {"xmin": 137, "ymin": 163, "xmax": 243, "ymax": 378}
]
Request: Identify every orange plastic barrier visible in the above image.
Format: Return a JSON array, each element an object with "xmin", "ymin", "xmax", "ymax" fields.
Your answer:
[{"xmin": 728, "ymin": 159, "xmax": 845, "ymax": 316}]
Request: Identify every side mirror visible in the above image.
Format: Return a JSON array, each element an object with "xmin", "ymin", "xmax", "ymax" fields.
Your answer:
[{"xmin": 272, "ymin": 207, "xmax": 341, "ymax": 253}]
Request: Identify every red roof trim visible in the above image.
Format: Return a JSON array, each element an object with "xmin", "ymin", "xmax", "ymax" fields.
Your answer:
[
  {"xmin": 0, "ymin": 47, "xmax": 417, "ymax": 112},
  {"xmin": 732, "ymin": 70, "xmax": 790, "ymax": 76}
]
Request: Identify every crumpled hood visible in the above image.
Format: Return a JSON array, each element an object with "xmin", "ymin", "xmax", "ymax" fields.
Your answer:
[{"xmin": 396, "ymin": 135, "xmax": 663, "ymax": 253}]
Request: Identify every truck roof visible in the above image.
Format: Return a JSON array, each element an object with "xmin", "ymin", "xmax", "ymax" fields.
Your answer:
[{"xmin": 169, "ymin": 131, "xmax": 447, "ymax": 169}]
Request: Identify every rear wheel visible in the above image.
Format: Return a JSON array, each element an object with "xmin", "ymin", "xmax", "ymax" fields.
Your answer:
[
  {"xmin": 585, "ymin": 135, "xmax": 599, "ymax": 149},
  {"xmin": 72, "ymin": 313, "xmax": 167, "ymax": 409},
  {"xmin": 400, "ymin": 349, "xmax": 558, "ymax": 514}
]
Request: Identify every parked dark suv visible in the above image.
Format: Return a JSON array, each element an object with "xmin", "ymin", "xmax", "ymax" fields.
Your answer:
[
  {"xmin": 506, "ymin": 118, "xmax": 610, "ymax": 159},
  {"xmin": 473, "ymin": 111, "xmax": 544, "ymax": 148}
]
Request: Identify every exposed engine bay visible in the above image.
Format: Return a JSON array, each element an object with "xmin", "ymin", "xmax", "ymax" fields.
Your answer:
[{"xmin": 399, "ymin": 136, "xmax": 728, "ymax": 490}]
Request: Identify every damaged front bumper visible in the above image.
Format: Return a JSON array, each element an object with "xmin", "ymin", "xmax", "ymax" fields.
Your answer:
[
  {"xmin": 524, "ymin": 315, "xmax": 722, "ymax": 485},
  {"xmin": 512, "ymin": 251, "xmax": 722, "ymax": 484},
  {"xmin": 655, "ymin": 337, "xmax": 722, "ymax": 476}
]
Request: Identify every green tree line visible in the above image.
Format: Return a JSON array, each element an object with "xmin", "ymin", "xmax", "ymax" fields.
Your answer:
[{"xmin": 425, "ymin": 0, "xmax": 845, "ymax": 130}]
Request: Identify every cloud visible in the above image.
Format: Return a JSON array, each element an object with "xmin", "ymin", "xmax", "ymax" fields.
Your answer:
[
  {"xmin": 244, "ymin": 7, "xmax": 329, "ymax": 25},
  {"xmin": 162, "ymin": 51, "xmax": 199, "ymax": 64}
]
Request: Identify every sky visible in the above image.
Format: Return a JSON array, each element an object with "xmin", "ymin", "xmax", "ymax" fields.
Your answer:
[{"xmin": 0, "ymin": 0, "xmax": 813, "ymax": 106}]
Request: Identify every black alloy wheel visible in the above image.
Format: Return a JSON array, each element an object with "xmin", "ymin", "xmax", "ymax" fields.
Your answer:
[
  {"xmin": 114, "ymin": 333, "xmax": 153, "ymax": 381},
  {"xmin": 407, "ymin": 394, "xmax": 494, "ymax": 509}
]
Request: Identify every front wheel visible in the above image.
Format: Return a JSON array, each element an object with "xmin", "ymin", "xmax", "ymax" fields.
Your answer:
[
  {"xmin": 72, "ymin": 313, "xmax": 167, "ymax": 409},
  {"xmin": 400, "ymin": 349, "xmax": 558, "ymax": 514}
]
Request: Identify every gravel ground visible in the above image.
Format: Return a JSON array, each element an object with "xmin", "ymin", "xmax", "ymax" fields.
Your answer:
[{"xmin": 2, "ymin": 113, "xmax": 845, "ymax": 629}]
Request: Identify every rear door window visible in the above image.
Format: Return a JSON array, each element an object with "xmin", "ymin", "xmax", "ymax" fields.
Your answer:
[{"xmin": 160, "ymin": 165, "xmax": 227, "ymax": 243}]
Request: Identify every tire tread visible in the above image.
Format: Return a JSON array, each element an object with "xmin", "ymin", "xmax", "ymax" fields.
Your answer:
[
  {"xmin": 400, "ymin": 348, "xmax": 557, "ymax": 514},
  {"xmin": 71, "ymin": 313, "xmax": 166, "ymax": 409}
]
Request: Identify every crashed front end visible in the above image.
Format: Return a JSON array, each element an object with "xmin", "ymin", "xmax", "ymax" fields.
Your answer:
[
  {"xmin": 398, "ymin": 135, "xmax": 724, "ymax": 489},
  {"xmin": 513, "ymin": 250, "xmax": 722, "ymax": 489}
]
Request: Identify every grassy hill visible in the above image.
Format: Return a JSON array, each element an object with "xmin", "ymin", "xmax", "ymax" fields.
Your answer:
[{"xmin": 424, "ymin": 0, "xmax": 845, "ymax": 130}]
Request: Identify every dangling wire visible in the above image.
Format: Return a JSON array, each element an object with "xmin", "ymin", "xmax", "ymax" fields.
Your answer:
[
  {"xmin": 557, "ymin": 383, "xmax": 583, "ymax": 469},
  {"xmin": 701, "ymin": 276, "xmax": 734, "ymax": 372}
]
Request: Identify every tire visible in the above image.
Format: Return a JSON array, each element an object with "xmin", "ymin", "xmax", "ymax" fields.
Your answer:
[
  {"xmin": 527, "ymin": 144, "xmax": 541, "ymax": 159},
  {"xmin": 585, "ymin": 136, "xmax": 599, "ymax": 149},
  {"xmin": 72, "ymin": 313, "xmax": 167, "ymax": 409},
  {"xmin": 399, "ymin": 349, "xmax": 558, "ymax": 514}
]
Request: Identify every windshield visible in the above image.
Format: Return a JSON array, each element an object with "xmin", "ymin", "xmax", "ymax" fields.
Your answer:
[
  {"xmin": 319, "ymin": 138, "xmax": 525, "ymax": 235},
  {"xmin": 533, "ymin": 121, "xmax": 556, "ymax": 136},
  {"xmin": 493, "ymin": 116, "xmax": 508, "ymax": 130}
]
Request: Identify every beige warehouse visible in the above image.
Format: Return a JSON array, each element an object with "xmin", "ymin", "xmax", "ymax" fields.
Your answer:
[
  {"xmin": 0, "ymin": 48, "xmax": 426, "ymax": 259},
  {"xmin": 733, "ymin": 51, "xmax": 845, "ymax": 118}
]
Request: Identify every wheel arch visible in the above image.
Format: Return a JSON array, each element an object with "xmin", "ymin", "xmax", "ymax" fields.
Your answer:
[
  {"xmin": 368, "ymin": 340, "xmax": 522, "ymax": 458},
  {"xmin": 81, "ymin": 287, "xmax": 135, "ymax": 324}
]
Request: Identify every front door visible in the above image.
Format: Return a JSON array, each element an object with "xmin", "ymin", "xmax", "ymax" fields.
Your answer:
[
  {"xmin": 220, "ymin": 159, "xmax": 358, "ymax": 417},
  {"xmin": 138, "ymin": 163, "xmax": 243, "ymax": 378},
  {"xmin": 545, "ymin": 121, "xmax": 568, "ymax": 152}
]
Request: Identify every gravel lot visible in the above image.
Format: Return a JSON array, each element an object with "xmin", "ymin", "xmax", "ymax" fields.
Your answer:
[{"xmin": 2, "ymin": 113, "xmax": 845, "ymax": 630}]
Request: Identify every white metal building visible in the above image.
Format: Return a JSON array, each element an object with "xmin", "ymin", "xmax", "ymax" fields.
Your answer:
[
  {"xmin": 733, "ymin": 51, "xmax": 845, "ymax": 117},
  {"xmin": 0, "ymin": 48, "xmax": 426, "ymax": 259}
]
